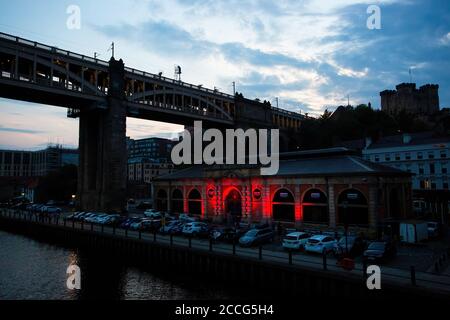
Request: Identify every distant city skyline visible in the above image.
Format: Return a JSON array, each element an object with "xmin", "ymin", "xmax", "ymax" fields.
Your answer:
[{"xmin": 0, "ymin": 0, "xmax": 449, "ymax": 149}]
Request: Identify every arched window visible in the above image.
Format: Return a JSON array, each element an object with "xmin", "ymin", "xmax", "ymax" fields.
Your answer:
[
  {"xmin": 302, "ymin": 189, "xmax": 328, "ymax": 223},
  {"xmin": 156, "ymin": 189, "xmax": 168, "ymax": 212},
  {"xmin": 225, "ymin": 189, "xmax": 242, "ymax": 217},
  {"xmin": 337, "ymin": 189, "xmax": 368, "ymax": 226},
  {"xmin": 171, "ymin": 189, "xmax": 183, "ymax": 213},
  {"xmin": 188, "ymin": 188, "xmax": 202, "ymax": 216},
  {"xmin": 272, "ymin": 188, "xmax": 295, "ymax": 222}
]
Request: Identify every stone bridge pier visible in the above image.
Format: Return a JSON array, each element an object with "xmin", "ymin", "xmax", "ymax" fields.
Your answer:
[{"xmin": 77, "ymin": 58, "xmax": 127, "ymax": 212}]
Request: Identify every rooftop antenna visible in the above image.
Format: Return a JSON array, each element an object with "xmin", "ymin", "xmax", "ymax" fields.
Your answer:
[
  {"xmin": 174, "ymin": 65, "xmax": 182, "ymax": 81},
  {"xmin": 232, "ymin": 81, "xmax": 236, "ymax": 95},
  {"xmin": 347, "ymin": 94, "xmax": 350, "ymax": 107},
  {"xmin": 107, "ymin": 42, "xmax": 115, "ymax": 58},
  {"xmin": 94, "ymin": 52, "xmax": 99, "ymax": 59},
  {"xmin": 275, "ymin": 97, "xmax": 279, "ymax": 108},
  {"xmin": 409, "ymin": 67, "xmax": 413, "ymax": 83}
]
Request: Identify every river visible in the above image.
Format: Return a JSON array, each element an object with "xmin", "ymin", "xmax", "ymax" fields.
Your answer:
[{"xmin": 0, "ymin": 230, "xmax": 250, "ymax": 300}]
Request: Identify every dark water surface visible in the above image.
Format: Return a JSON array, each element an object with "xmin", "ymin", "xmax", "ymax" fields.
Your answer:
[{"xmin": 0, "ymin": 230, "xmax": 252, "ymax": 300}]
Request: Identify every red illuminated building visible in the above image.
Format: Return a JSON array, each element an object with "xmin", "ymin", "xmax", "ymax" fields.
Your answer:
[{"xmin": 153, "ymin": 148, "xmax": 413, "ymax": 235}]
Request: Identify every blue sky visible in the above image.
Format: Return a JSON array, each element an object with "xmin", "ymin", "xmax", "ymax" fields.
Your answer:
[{"xmin": 0, "ymin": 0, "xmax": 449, "ymax": 149}]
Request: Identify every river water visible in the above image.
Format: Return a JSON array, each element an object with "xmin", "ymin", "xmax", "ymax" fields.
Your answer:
[{"xmin": 0, "ymin": 230, "xmax": 249, "ymax": 300}]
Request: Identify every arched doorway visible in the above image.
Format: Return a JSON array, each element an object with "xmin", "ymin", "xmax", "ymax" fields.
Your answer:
[
  {"xmin": 302, "ymin": 189, "xmax": 328, "ymax": 223},
  {"xmin": 188, "ymin": 188, "xmax": 202, "ymax": 216},
  {"xmin": 272, "ymin": 188, "xmax": 295, "ymax": 222},
  {"xmin": 337, "ymin": 189, "xmax": 368, "ymax": 226},
  {"xmin": 225, "ymin": 189, "xmax": 242, "ymax": 223},
  {"xmin": 156, "ymin": 189, "xmax": 168, "ymax": 212},
  {"xmin": 171, "ymin": 189, "xmax": 183, "ymax": 213}
]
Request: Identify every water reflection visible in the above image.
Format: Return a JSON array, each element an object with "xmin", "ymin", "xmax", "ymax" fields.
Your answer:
[{"xmin": 0, "ymin": 230, "xmax": 246, "ymax": 300}]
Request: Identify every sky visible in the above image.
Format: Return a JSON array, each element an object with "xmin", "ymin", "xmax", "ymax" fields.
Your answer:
[{"xmin": 0, "ymin": 0, "xmax": 449, "ymax": 150}]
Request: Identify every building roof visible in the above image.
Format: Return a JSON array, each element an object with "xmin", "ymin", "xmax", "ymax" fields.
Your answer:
[
  {"xmin": 156, "ymin": 148, "xmax": 409, "ymax": 181},
  {"xmin": 366, "ymin": 132, "xmax": 449, "ymax": 150}
]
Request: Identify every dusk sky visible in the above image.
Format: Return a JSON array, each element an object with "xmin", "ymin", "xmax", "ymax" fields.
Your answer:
[{"xmin": 0, "ymin": 0, "xmax": 449, "ymax": 150}]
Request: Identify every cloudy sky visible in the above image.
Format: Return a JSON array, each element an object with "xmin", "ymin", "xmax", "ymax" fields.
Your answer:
[{"xmin": 0, "ymin": 0, "xmax": 449, "ymax": 149}]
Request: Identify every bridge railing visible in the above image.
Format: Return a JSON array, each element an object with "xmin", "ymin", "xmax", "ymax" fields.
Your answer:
[
  {"xmin": 0, "ymin": 32, "xmax": 110, "ymax": 68},
  {"xmin": 124, "ymin": 66, "xmax": 235, "ymax": 99}
]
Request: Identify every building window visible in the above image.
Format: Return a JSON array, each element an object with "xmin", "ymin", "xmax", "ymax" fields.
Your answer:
[
  {"xmin": 442, "ymin": 165, "xmax": 448, "ymax": 174},
  {"xmin": 374, "ymin": 155, "xmax": 379, "ymax": 162},
  {"xmin": 419, "ymin": 166, "xmax": 424, "ymax": 174},
  {"xmin": 443, "ymin": 183, "xmax": 449, "ymax": 190},
  {"xmin": 440, "ymin": 151, "xmax": 447, "ymax": 159},
  {"xmin": 395, "ymin": 154, "xmax": 401, "ymax": 161},
  {"xmin": 431, "ymin": 183, "xmax": 436, "ymax": 190},
  {"xmin": 405, "ymin": 153, "xmax": 411, "ymax": 160},
  {"xmin": 417, "ymin": 152, "xmax": 423, "ymax": 160},
  {"xmin": 430, "ymin": 164, "xmax": 435, "ymax": 174},
  {"xmin": 385, "ymin": 154, "xmax": 391, "ymax": 161},
  {"xmin": 428, "ymin": 152, "xmax": 435, "ymax": 159}
]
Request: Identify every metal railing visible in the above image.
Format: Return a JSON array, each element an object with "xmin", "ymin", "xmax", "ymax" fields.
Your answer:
[{"xmin": 2, "ymin": 208, "xmax": 449, "ymax": 292}]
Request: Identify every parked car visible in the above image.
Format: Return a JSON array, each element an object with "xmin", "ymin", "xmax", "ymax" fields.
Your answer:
[
  {"xmin": 363, "ymin": 241, "xmax": 396, "ymax": 262},
  {"xmin": 182, "ymin": 222, "xmax": 210, "ymax": 237},
  {"xmin": 144, "ymin": 209, "xmax": 161, "ymax": 219},
  {"xmin": 304, "ymin": 235, "xmax": 337, "ymax": 254},
  {"xmin": 333, "ymin": 235, "xmax": 366, "ymax": 257},
  {"xmin": 45, "ymin": 206, "xmax": 62, "ymax": 215},
  {"xmin": 282, "ymin": 232, "xmax": 310, "ymax": 251},
  {"xmin": 239, "ymin": 227, "xmax": 274, "ymax": 247},
  {"xmin": 120, "ymin": 217, "xmax": 141, "ymax": 229},
  {"xmin": 160, "ymin": 220, "xmax": 184, "ymax": 234}
]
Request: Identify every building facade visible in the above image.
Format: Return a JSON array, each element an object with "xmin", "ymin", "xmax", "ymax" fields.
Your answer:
[
  {"xmin": 362, "ymin": 133, "xmax": 450, "ymax": 219},
  {"xmin": 127, "ymin": 137, "xmax": 176, "ymax": 162},
  {"xmin": 362, "ymin": 133, "xmax": 449, "ymax": 191},
  {"xmin": 154, "ymin": 149, "xmax": 412, "ymax": 235},
  {"xmin": 380, "ymin": 83, "xmax": 439, "ymax": 116},
  {"xmin": 0, "ymin": 145, "xmax": 79, "ymax": 177}
]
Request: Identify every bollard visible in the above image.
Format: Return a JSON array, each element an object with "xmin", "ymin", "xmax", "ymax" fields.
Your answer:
[
  {"xmin": 209, "ymin": 238, "xmax": 213, "ymax": 252},
  {"xmin": 170, "ymin": 234, "xmax": 174, "ymax": 246},
  {"xmin": 323, "ymin": 252, "xmax": 327, "ymax": 270},
  {"xmin": 288, "ymin": 250, "xmax": 293, "ymax": 265},
  {"xmin": 259, "ymin": 246, "xmax": 262, "ymax": 260},
  {"xmin": 410, "ymin": 266, "xmax": 416, "ymax": 286},
  {"xmin": 189, "ymin": 236, "xmax": 192, "ymax": 249}
]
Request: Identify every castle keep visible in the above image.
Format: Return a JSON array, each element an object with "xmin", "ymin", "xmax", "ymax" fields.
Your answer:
[{"xmin": 380, "ymin": 83, "xmax": 439, "ymax": 116}]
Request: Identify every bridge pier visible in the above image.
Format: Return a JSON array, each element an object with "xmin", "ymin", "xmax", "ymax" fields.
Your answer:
[{"xmin": 78, "ymin": 58, "xmax": 127, "ymax": 212}]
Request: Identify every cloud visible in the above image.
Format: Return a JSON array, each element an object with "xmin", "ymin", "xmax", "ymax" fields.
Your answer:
[
  {"xmin": 0, "ymin": 126, "xmax": 44, "ymax": 134},
  {"xmin": 439, "ymin": 32, "xmax": 450, "ymax": 46}
]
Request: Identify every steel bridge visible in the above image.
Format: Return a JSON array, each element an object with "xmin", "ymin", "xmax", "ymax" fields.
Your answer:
[
  {"xmin": 0, "ymin": 32, "xmax": 304, "ymax": 128},
  {"xmin": 0, "ymin": 32, "xmax": 305, "ymax": 211}
]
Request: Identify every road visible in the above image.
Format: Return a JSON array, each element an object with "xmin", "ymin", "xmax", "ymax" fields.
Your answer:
[{"xmin": 2, "ymin": 209, "xmax": 450, "ymax": 294}]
